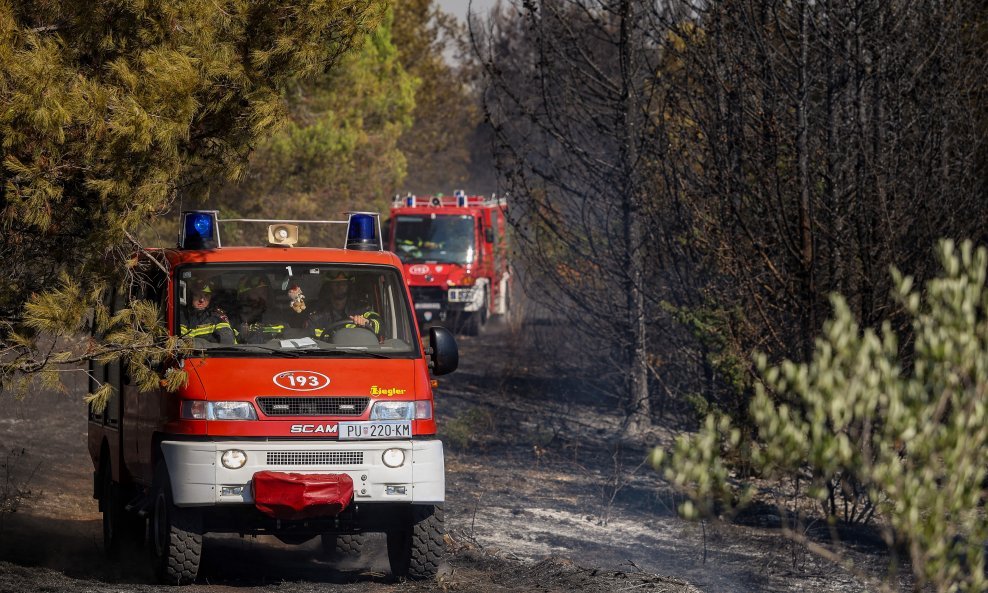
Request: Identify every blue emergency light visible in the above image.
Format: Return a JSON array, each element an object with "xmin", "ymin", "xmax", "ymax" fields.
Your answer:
[
  {"xmin": 345, "ymin": 212, "xmax": 382, "ymax": 251},
  {"xmin": 405, "ymin": 194, "xmax": 414, "ymax": 207},
  {"xmin": 180, "ymin": 210, "xmax": 220, "ymax": 249},
  {"xmin": 455, "ymin": 190, "xmax": 467, "ymax": 207}
]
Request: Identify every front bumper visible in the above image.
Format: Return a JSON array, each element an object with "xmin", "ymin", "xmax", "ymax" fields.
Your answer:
[
  {"xmin": 160, "ymin": 439, "xmax": 444, "ymax": 507},
  {"xmin": 411, "ymin": 284, "xmax": 485, "ymax": 324}
]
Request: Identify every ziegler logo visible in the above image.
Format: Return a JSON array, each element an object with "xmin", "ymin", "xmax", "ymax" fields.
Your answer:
[
  {"xmin": 408, "ymin": 264, "xmax": 429, "ymax": 275},
  {"xmin": 290, "ymin": 424, "xmax": 339, "ymax": 434},
  {"xmin": 273, "ymin": 371, "xmax": 330, "ymax": 391},
  {"xmin": 370, "ymin": 385, "xmax": 407, "ymax": 397}
]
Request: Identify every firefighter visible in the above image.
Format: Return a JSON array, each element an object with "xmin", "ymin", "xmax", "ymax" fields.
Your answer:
[
  {"xmin": 180, "ymin": 279, "xmax": 235, "ymax": 344},
  {"xmin": 307, "ymin": 272, "xmax": 382, "ymax": 339},
  {"xmin": 234, "ymin": 274, "xmax": 285, "ymax": 343},
  {"xmin": 398, "ymin": 236, "xmax": 442, "ymax": 258},
  {"xmin": 397, "ymin": 237, "xmax": 424, "ymax": 259}
]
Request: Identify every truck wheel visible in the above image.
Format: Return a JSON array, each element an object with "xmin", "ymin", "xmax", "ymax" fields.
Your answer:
[
  {"xmin": 480, "ymin": 288, "xmax": 490, "ymax": 327},
  {"xmin": 386, "ymin": 504, "xmax": 444, "ymax": 579},
  {"xmin": 499, "ymin": 286, "xmax": 511, "ymax": 324},
  {"xmin": 320, "ymin": 533, "xmax": 363, "ymax": 559},
  {"xmin": 463, "ymin": 299, "xmax": 487, "ymax": 336},
  {"xmin": 101, "ymin": 452, "xmax": 145, "ymax": 555},
  {"xmin": 101, "ymin": 458, "xmax": 125, "ymax": 557},
  {"xmin": 150, "ymin": 466, "xmax": 203, "ymax": 585},
  {"xmin": 462, "ymin": 312, "xmax": 480, "ymax": 336}
]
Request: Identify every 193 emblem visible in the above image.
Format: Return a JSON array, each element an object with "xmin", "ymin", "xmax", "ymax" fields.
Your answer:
[{"xmin": 273, "ymin": 371, "xmax": 330, "ymax": 391}]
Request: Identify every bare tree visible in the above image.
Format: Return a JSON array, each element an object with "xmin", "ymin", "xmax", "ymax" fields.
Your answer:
[
  {"xmin": 654, "ymin": 0, "xmax": 988, "ymax": 415},
  {"xmin": 475, "ymin": 0, "xmax": 987, "ymax": 438},
  {"xmin": 477, "ymin": 0, "xmax": 672, "ymax": 433}
]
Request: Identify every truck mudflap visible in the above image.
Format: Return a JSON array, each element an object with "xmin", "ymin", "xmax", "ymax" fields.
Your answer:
[
  {"xmin": 159, "ymin": 439, "xmax": 445, "ymax": 507},
  {"xmin": 253, "ymin": 472, "xmax": 353, "ymax": 520}
]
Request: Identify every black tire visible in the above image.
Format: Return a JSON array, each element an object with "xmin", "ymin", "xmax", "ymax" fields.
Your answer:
[
  {"xmin": 100, "ymin": 452, "xmax": 146, "ymax": 556},
  {"xmin": 150, "ymin": 465, "xmax": 203, "ymax": 585},
  {"xmin": 479, "ymin": 288, "xmax": 490, "ymax": 327},
  {"xmin": 387, "ymin": 505, "xmax": 444, "ymax": 579},
  {"xmin": 462, "ymin": 312, "xmax": 480, "ymax": 336},
  {"xmin": 501, "ymin": 285, "xmax": 512, "ymax": 325},
  {"xmin": 101, "ymin": 457, "xmax": 124, "ymax": 557},
  {"xmin": 320, "ymin": 533, "xmax": 364, "ymax": 559},
  {"xmin": 462, "ymin": 295, "xmax": 487, "ymax": 336}
]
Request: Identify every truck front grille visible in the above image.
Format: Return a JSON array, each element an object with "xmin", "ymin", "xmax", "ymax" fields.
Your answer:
[
  {"xmin": 266, "ymin": 451, "xmax": 364, "ymax": 466},
  {"xmin": 256, "ymin": 397, "xmax": 369, "ymax": 416}
]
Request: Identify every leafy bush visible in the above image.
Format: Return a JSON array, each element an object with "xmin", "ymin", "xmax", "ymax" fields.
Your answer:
[{"xmin": 655, "ymin": 240, "xmax": 988, "ymax": 592}]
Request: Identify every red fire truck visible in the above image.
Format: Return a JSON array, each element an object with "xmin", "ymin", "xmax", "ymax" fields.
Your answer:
[
  {"xmin": 387, "ymin": 191, "xmax": 510, "ymax": 335},
  {"xmin": 88, "ymin": 211, "xmax": 457, "ymax": 584}
]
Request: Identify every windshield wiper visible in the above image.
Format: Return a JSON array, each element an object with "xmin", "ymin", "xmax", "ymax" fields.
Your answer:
[
  {"xmin": 196, "ymin": 345, "xmax": 301, "ymax": 358},
  {"xmin": 296, "ymin": 349, "xmax": 390, "ymax": 359}
]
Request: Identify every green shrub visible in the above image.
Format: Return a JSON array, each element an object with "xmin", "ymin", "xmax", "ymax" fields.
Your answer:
[{"xmin": 655, "ymin": 240, "xmax": 988, "ymax": 592}]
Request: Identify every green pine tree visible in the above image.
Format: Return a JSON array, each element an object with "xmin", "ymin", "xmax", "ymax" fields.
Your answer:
[
  {"xmin": 209, "ymin": 6, "xmax": 415, "ymax": 226},
  {"xmin": 0, "ymin": 0, "xmax": 387, "ymax": 397}
]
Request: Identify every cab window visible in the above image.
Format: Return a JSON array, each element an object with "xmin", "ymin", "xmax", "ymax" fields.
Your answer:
[{"xmin": 175, "ymin": 264, "xmax": 417, "ymax": 357}]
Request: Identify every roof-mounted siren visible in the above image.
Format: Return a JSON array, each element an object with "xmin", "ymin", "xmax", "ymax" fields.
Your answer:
[
  {"xmin": 180, "ymin": 210, "xmax": 221, "ymax": 249},
  {"xmin": 345, "ymin": 212, "xmax": 383, "ymax": 251},
  {"xmin": 268, "ymin": 223, "xmax": 299, "ymax": 247},
  {"xmin": 454, "ymin": 189, "xmax": 467, "ymax": 207},
  {"xmin": 429, "ymin": 194, "xmax": 443, "ymax": 207}
]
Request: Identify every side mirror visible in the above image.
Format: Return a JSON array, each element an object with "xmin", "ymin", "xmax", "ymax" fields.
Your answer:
[
  {"xmin": 484, "ymin": 227, "xmax": 494, "ymax": 244},
  {"xmin": 428, "ymin": 326, "xmax": 458, "ymax": 375}
]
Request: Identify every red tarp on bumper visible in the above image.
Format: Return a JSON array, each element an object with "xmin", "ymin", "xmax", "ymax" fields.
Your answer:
[{"xmin": 253, "ymin": 472, "xmax": 354, "ymax": 520}]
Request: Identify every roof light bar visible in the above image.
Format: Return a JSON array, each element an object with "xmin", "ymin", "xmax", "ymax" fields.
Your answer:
[
  {"xmin": 179, "ymin": 210, "xmax": 221, "ymax": 249},
  {"xmin": 345, "ymin": 212, "xmax": 383, "ymax": 251},
  {"xmin": 178, "ymin": 211, "xmax": 384, "ymax": 250},
  {"xmin": 393, "ymin": 192, "xmax": 505, "ymax": 209}
]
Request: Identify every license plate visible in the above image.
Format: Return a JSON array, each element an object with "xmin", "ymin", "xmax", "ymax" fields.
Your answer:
[
  {"xmin": 448, "ymin": 288, "xmax": 474, "ymax": 302},
  {"xmin": 338, "ymin": 421, "xmax": 412, "ymax": 440},
  {"xmin": 415, "ymin": 302, "xmax": 442, "ymax": 310}
]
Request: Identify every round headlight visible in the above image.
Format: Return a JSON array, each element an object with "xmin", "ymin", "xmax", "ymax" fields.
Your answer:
[
  {"xmin": 221, "ymin": 449, "xmax": 247, "ymax": 469},
  {"xmin": 382, "ymin": 448, "xmax": 405, "ymax": 468}
]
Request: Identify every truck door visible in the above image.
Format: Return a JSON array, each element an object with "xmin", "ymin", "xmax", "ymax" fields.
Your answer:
[
  {"xmin": 89, "ymin": 288, "xmax": 123, "ymax": 481},
  {"xmin": 122, "ymin": 257, "xmax": 168, "ymax": 485}
]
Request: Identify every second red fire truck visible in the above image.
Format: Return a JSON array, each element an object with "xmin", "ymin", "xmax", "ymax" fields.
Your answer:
[{"xmin": 388, "ymin": 191, "xmax": 510, "ymax": 335}]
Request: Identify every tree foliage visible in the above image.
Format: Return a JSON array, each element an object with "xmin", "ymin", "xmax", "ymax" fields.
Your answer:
[
  {"xmin": 208, "ymin": 7, "xmax": 414, "ymax": 224},
  {"xmin": 0, "ymin": 0, "xmax": 387, "ymax": 389},
  {"xmin": 393, "ymin": 0, "xmax": 482, "ymax": 194},
  {"xmin": 657, "ymin": 240, "xmax": 988, "ymax": 592}
]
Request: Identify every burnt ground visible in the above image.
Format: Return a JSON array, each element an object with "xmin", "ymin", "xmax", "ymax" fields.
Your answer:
[{"xmin": 0, "ymin": 322, "xmax": 908, "ymax": 592}]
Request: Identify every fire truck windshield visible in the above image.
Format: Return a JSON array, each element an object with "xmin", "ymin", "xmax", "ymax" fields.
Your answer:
[
  {"xmin": 394, "ymin": 215, "xmax": 475, "ymax": 264},
  {"xmin": 175, "ymin": 264, "xmax": 418, "ymax": 357}
]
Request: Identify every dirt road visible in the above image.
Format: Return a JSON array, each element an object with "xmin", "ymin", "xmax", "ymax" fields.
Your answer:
[{"xmin": 0, "ymin": 324, "xmax": 893, "ymax": 592}]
